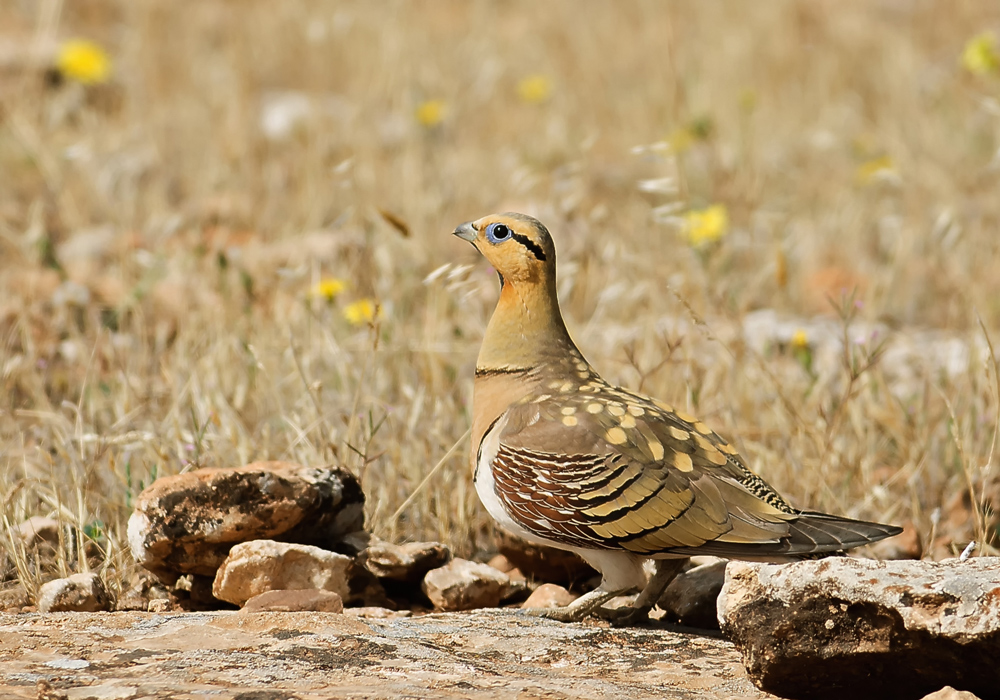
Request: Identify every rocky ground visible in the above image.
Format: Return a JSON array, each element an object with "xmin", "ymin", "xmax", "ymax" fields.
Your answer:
[
  {"xmin": 3, "ymin": 462, "xmax": 996, "ymax": 700},
  {"xmin": 1, "ymin": 609, "xmax": 763, "ymax": 700}
]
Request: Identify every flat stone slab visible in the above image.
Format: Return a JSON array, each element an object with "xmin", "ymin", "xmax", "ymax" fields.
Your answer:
[
  {"xmin": 0, "ymin": 609, "xmax": 772, "ymax": 699},
  {"xmin": 719, "ymin": 558, "xmax": 1000, "ymax": 699}
]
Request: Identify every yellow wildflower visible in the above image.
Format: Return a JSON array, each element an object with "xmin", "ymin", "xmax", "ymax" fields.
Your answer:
[
  {"xmin": 56, "ymin": 39, "xmax": 113, "ymax": 85},
  {"xmin": 309, "ymin": 278, "xmax": 347, "ymax": 301},
  {"xmin": 961, "ymin": 32, "xmax": 1000, "ymax": 77},
  {"xmin": 684, "ymin": 205, "xmax": 728, "ymax": 247},
  {"xmin": 415, "ymin": 99, "xmax": 446, "ymax": 128},
  {"xmin": 668, "ymin": 127, "xmax": 695, "ymax": 154},
  {"xmin": 343, "ymin": 298, "xmax": 378, "ymax": 325},
  {"xmin": 790, "ymin": 329, "xmax": 809, "ymax": 350},
  {"xmin": 856, "ymin": 155, "xmax": 898, "ymax": 185},
  {"xmin": 790, "ymin": 328, "xmax": 814, "ymax": 376},
  {"xmin": 668, "ymin": 116, "xmax": 714, "ymax": 153},
  {"xmin": 517, "ymin": 74, "xmax": 552, "ymax": 104}
]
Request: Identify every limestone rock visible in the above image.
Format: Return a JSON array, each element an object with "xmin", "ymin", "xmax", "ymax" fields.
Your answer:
[
  {"xmin": 212, "ymin": 539, "xmax": 352, "ymax": 606},
  {"xmin": 0, "ymin": 609, "xmax": 774, "ymax": 698},
  {"xmin": 360, "ymin": 540, "xmax": 452, "ymax": 583},
  {"xmin": 719, "ymin": 557, "xmax": 1000, "ymax": 700},
  {"xmin": 422, "ymin": 558, "xmax": 512, "ymax": 611},
  {"xmin": 241, "ymin": 589, "xmax": 343, "ymax": 613},
  {"xmin": 495, "ymin": 531, "xmax": 596, "ymax": 585},
  {"xmin": 127, "ymin": 462, "xmax": 364, "ymax": 582},
  {"xmin": 37, "ymin": 573, "xmax": 110, "ymax": 613},
  {"xmin": 920, "ymin": 687, "xmax": 982, "ymax": 700},
  {"xmin": 658, "ymin": 560, "xmax": 727, "ymax": 629},
  {"xmin": 522, "ymin": 583, "xmax": 577, "ymax": 610}
]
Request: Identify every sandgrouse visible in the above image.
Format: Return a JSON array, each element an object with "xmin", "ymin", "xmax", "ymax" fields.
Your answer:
[{"xmin": 454, "ymin": 212, "xmax": 901, "ymax": 625}]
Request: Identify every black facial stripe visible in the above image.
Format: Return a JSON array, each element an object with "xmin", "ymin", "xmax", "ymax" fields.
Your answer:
[{"xmin": 510, "ymin": 232, "xmax": 547, "ymax": 261}]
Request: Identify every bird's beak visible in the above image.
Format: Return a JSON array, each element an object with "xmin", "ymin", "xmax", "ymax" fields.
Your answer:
[{"xmin": 453, "ymin": 221, "xmax": 477, "ymax": 243}]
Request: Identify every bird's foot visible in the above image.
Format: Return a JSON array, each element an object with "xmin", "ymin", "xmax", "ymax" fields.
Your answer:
[
  {"xmin": 523, "ymin": 602, "xmax": 652, "ymax": 626},
  {"xmin": 522, "ymin": 606, "xmax": 587, "ymax": 623},
  {"xmin": 522, "ymin": 586, "xmax": 628, "ymax": 623},
  {"xmin": 598, "ymin": 604, "xmax": 654, "ymax": 627}
]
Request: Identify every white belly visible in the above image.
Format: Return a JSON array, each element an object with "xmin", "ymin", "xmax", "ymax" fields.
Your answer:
[
  {"xmin": 473, "ymin": 412, "xmax": 545, "ymax": 544},
  {"xmin": 473, "ymin": 412, "xmax": 649, "ymax": 592}
]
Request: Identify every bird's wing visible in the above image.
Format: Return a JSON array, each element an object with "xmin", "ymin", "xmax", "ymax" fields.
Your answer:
[{"xmin": 487, "ymin": 387, "xmax": 799, "ymax": 554}]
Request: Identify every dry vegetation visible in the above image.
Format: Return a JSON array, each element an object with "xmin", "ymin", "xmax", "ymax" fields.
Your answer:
[{"xmin": 1, "ymin": 0, "xmax": 999, "ymax": 601}]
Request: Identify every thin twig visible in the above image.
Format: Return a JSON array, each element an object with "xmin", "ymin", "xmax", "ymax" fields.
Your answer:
[
  {"xmin": 390, "ymin": 427, "xmax": 471, "ymax": 523},
  {"xmin": 975, "ymin": 313, "xmax": 999, "ymax": 550},
  {"xmin": 936, "ymin": 385, "xmax": 984, "ymax": 541}
]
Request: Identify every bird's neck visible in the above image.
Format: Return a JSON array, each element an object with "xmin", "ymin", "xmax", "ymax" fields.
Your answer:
[
  {"xmin": 471, "ymin": 279, "xmax": 586, "ymax": 458},
  {"xmin": 476, "ymin": 278, "xmax": 578, "ymax": 375}
]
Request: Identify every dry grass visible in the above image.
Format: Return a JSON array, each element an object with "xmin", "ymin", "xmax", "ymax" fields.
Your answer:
[{"xmin": 2, "ymin": 0, "xmax": 999, "ymax": 600}]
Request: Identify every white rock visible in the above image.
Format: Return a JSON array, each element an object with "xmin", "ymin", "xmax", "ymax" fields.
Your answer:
[
  {"xmin": 919, "ymin": 687, "xmax": 983, "ymax": 700},
  {"xmin": 38, "ymin": 573, "xmax": 110, "ymax": 613},
  {"xmin": 422, "ymin": 558, "xmax": 512, "ymax": 611},
  {"xmin": 719, "ymin": 557, "xmax": 1000, "ymax": 699},
  {"xmin": 521, "ymin": 583, "xmax": 576, "ymax": 610},
  {"xmin": 241, "ymin": 588, "xmax": 343, "ymax": 613},
  {"xmin": 212, "ymin": 539, "xmax": 352, "ymax": 606}
]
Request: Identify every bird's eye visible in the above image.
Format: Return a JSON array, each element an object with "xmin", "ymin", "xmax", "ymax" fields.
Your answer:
[{"xmin": 487, "ymin": 223, "xmax": 512, "ymax": 243}]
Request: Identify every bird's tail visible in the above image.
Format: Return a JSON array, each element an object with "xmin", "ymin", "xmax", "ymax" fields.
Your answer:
[
  {"xmin": 660, "ymin": 511, "xmax": 902, "ymax": 562},
  {"xmin": 780, "ymin": 511, "xmax": 903, "ymax": 556}
]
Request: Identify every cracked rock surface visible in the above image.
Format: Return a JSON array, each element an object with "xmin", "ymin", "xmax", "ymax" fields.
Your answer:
[
  {"xmin": 719, "ymin": 557, "xmax": 1000, "ymax": 700},
  {"xmin": 0, "ymin": 609, "xmax": 771, "ymax": 699}
]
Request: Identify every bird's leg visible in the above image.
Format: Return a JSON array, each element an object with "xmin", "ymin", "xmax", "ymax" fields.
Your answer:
[
  {"xmin": 608, "ymin": 558, "xmax": 688, "ymax": 627},
  {"xmin": 527, "ymin": 583, "xmax": 632, "ymax": 623}
]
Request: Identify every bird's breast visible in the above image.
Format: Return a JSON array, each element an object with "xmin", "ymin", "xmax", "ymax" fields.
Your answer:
[{"xmin": 474, "ymin": 411, "xmax": 547, "ymax": 544}]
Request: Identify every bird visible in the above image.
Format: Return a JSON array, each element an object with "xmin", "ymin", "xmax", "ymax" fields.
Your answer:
[{"xmin": 453, "ymin": 212, "xmax": 902, "ymax": 625}]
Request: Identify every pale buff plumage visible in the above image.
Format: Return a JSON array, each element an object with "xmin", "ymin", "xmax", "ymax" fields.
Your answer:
[{"xmin": 454, "ymin": 212, "xmax": 901, "ymax": 624}]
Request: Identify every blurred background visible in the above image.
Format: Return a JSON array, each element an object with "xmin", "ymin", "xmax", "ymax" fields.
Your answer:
[{"xmin": 1, "ymin": 0, "xmax": 999, "ymax": 599}]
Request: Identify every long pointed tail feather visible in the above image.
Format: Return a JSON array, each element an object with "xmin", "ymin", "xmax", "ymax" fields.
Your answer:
[
  {"xmin": 782, "ymin": 511, "xmax": 903, "ymax": 555},
  {"xmin": 660, "ymin": 511, "xmax": 903, "ymax": 561}
]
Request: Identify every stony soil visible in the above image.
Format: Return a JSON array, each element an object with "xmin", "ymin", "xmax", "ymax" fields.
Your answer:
[{"xmin": 0, "ymin": 609, "xmax": 772, "ymax": 699}]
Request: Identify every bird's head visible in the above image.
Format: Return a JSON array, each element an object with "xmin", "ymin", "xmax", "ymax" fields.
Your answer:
[{"xmin": 453, "ymin": 212, "xmax": 555, "ymax": 285}]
